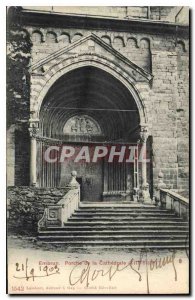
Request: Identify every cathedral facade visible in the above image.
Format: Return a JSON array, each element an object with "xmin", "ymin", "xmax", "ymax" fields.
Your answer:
[{"xmin": 7, "ymin": 6, "xmax": 189, "ymax": 203}]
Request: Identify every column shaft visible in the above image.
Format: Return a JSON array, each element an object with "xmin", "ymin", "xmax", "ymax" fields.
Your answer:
[
  {"xmin": 30, "ymin": 137, "xmax": 37, "ymax": 186},
  {"xmin": 29, "ymin": 120, "xmax": 39, "ymax": 186},
  {"xmin": 140, "ymin": 125, "xmax": 151, "ymax": 203},
  {"xmin": 141, "ymin": 140, "xmax": 147, "ymax": 186}
]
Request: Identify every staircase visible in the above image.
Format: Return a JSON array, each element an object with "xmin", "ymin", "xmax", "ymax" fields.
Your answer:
[{"xmin": 38, "ymin": 203, "xmax": 189, "ymax": 250}]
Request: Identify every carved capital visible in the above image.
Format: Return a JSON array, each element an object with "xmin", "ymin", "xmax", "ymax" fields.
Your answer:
[
  {"xmin": 29, "ymin": 127, "xmax": 39, "ymax": 138},
  {"xmin": 139, "ymin": 125, "xmax": 149, "ymax": 143},
  {"xmin": 29, "ymin": 119, "xmax": 39, "ymax": 138}
]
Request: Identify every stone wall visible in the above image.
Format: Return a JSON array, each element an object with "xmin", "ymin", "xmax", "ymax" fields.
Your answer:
[
  {"xmin": 22, "ymin": 6, "xmax": 184, "ymax": 23},
  {"xmin": 7, "ymin": 8, "xmax": 189, "ymax": 194},
  {"xmin": 29, "ymin": 27, "xmax": 153, "ymax": 74},
  {"xmin": 7, "ymin": 187, "xmax": 67, "ymax": 234},
  {"xmin": 176, "ymin": 42, "xmax": 189, "ymax": 190},
  {"xmin": 26, "ymin": 29, "xmax": 190, "ymax": 192},
  {"xmin": 151, "ymin": 50, "xmax": 178, "ymax": 188}
]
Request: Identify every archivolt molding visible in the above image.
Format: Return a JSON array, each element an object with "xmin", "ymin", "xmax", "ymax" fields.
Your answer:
[
  {"xmin": 30, "ymin": 58, "xmax": 148, "ymax": 126},
  {"xmin": 29, "ymin": 34, "xmax": 151, "ymax": 125},
  {"xmin": 32, "ymin": 52, "xmax": 148, "ymax": 82}
]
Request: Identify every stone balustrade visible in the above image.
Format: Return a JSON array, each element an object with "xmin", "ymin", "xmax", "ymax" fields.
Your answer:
[
  {"xmin": 160, "ymin": 188, "xmax": 189, "ymax": 220},
  {"xmin": 38, "ymin": 171, "xmax": 80, "ymax": 231}
]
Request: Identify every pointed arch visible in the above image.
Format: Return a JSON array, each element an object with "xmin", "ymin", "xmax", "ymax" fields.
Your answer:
[{"xmin": 32, "ymin": 57, "xmax": 148, "ymax": 125}]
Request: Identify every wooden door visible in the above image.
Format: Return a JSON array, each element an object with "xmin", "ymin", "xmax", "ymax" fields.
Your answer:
[{"xmin": 60, "ymin": 144, "xmax": 103, "ymax": 202}]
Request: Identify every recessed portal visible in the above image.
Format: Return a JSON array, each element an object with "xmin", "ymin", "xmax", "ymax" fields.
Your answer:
[{"xmin": 37, "ymin": 66, "xmax": 144, "ymax": 201}]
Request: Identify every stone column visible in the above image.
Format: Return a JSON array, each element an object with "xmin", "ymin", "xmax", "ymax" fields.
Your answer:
[
  {"xmin": 140, "ymin": 125, "xmax": 151, "ymax": 203},
  {"xmin": 28, "ymin": 120, "xmax": 39, "ymax": 186}
]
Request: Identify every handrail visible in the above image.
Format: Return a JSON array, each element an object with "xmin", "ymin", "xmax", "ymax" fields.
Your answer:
[
  {"xmin": 58, "ymin": 188, "xmax": 80, "ymax": 223},
  {"xmin": 159, "ymin": 188, "xmax": 189, "ymax": 220},
  {"xmin": 160, "ymin": 189, "xmax": 189, "ymax": 205},
  {"xmin": 38, "ymin": 171, "xmax": 80, "ymax": 231},
  {"xmin": 38, "ymin": 188, "xmax": 80, "ymax": 230},
  {"xmin": 58, "ymin": 189, "xmax": 78, "ymax": 205}
]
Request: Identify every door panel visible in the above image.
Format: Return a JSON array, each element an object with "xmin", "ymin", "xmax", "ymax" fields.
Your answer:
[{"xmin": 60, "ymin": 144, "xmax": 103, "ymax": 201}]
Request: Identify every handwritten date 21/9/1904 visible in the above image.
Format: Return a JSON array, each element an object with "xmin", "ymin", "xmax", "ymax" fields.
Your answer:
[{"xmin": 13, "ymin": 258, "xmax": 60, "ymax": 281}]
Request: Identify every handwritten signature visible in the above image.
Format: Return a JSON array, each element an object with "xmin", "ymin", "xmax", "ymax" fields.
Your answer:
[
  {"xmin": 13, "ymin": 250, "xmax": 180, "ymax": 293},
  {"xmin": 69, "ymin": 250, "xmax": 177, "ymax": 293},
  {"xmin": 13, "ymin": 258, "xmax": 60, "ymax": 281}
]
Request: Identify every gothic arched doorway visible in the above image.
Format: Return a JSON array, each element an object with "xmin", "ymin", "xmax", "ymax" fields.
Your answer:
[{"xmin": 37, "ymin": 66, "xmax": 147, "ymax": 201}]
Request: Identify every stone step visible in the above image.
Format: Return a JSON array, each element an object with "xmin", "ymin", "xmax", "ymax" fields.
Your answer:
[
  {"xmin": 68, "ymin": 217, "xmax": 183, "ymax": 222},
  {"xmin": 38, "ymin": 239, "xmax": 188, "ymax": 247},
  {"xmin": 43, "ymin": 224, "xmax": 188, "ymax": 231},
  {"xmin": 75, "ymin": 209, "xmax": 173, "ymax": 213},
  {"xmin": 39, "ymin": 230, "xmax": 188, "ymax": 235},
  {"xmin": 73, "ymin": 211, "xmax": 175, "ymax": 217},
  {"xmin": 69, "ymin": 214, "xmax": 177, "ymax": 221},
  {"xmin": 38, "ymin": 234, "xmax": 187, "ymax": 241},
  {"xmin": 79, "ymin": 205, "xmax": 156, "ymax": 209},
  {"xmin": 64, "ymin": 221, "xmax": 188, "ymax": 227},
  {"xmin": 38, "ymin": 201, "xmax": 188, "ymax": 250},
  {"xmin": 39, "ymin": 245, "xmax": 188, "ymax": 250}
]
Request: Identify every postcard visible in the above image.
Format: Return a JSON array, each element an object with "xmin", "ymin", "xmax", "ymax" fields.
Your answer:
[{"xmin": 7, "ymin": 6, "xmax": 189, "ymax": 294}]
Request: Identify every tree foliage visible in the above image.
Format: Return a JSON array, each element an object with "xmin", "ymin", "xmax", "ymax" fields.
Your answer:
[{"xmin": 7, "ymin": 7, "xmax": 32, "ymax": 128}]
